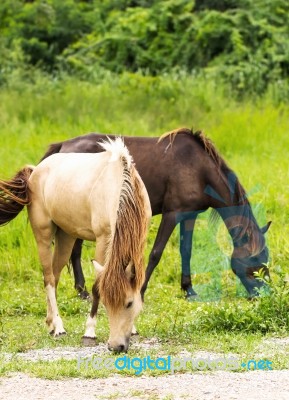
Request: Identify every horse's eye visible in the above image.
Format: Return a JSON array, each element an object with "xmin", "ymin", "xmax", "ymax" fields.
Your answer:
[{"xmin": 126, "ymin": 301, "xmax": 133, "ymax": 309}]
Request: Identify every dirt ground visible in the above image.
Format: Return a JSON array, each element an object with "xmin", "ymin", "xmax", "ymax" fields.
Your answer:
[
  {"xmin": 1, "ymin": 339, "xmax": 289, "ymax": 400},
  {"xmin": 1, "ymin": 370, "xmax": 289, "ymax": 400}
]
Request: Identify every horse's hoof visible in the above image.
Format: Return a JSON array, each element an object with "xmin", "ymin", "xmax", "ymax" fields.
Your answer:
[
  {"xmin": 247, "ymin": 296, "xmax": 258, "ymax": 302},
  {"xmin": 185, "ymin": 287, "xmax": 198, "ymax": 301},
  {"xmin": 82, "ymin": 336, "xmax": 96, "ymax": 347},
  {"xmin": 55, "ymin": 331, "xmax": 67, "ymax": 337},
  {"xmin": 78, "ymin": 290, "xmax": 91, "ymax": 301},
  {"xmin": 50, "ymin": 330, "xmax": 66, "ymax": 337},
  {"xmin": 186, "ymin": 294, "xmax": 199, "ymax": 302}
]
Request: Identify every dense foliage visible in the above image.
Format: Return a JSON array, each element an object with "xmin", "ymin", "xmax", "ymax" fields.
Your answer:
[{"xmin": 1, "ymin": 0, "xmax": 288, "ymax": 96}]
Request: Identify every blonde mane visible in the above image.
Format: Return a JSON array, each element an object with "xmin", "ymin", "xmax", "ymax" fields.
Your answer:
[{"xmin": 97, "ymin": 147, "xmax": 148, "ymax": 311}]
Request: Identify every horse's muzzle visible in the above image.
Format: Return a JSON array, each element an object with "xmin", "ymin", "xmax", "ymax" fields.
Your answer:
[
  {"xmin": 108, "ymin": 336, "xmax": 130, "ymax": 353},
  {"xmin": 108, "ymin": 343, "xmax": 128, "ymax": 353}
]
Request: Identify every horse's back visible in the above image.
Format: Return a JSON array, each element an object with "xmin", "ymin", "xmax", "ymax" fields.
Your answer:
[{"xmin": 42, "ymin": 131, "xmax": 220, "ymax": 214}]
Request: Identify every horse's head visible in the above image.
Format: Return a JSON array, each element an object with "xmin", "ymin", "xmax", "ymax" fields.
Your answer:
[
  {"xmin": 228, "ymin": 216, "xmax": 271, "ymax": 297},
  {"xmin": 106, "ymin": 287, "xmax": 142, "ymax": 353},
  {"xmin": 94, "ymin": 260, "xmax": 143, "ymax": 353},
  {"xmin": 216, "ymin": 201, "xmax": 271, "ymax": 297}
]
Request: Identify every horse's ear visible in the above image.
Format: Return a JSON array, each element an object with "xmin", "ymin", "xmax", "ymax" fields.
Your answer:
[
  {"xmin": 92, "ymin": 260, "xmax": 104, "ymax": 274},
  {"xmin": 261, "ymin": 221, "xmax": 272, "ymax": 234},
  {"xmin": 125, "ymin": 261, "xmax": 136, "ymax": 282}
]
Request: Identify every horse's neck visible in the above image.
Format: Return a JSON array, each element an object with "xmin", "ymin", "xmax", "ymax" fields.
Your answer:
[
  {"xmin": 207, "ymin": 170, "xmax": 256, "ymax": 238},
  {"xmin": 215, "ymin": 201, "xmax": 253, "ymax": 228}
]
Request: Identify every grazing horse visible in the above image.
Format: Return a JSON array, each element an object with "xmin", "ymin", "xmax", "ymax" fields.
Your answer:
[
  {"xmin": 41, "ymin": 128, "xmax": 271, "ymax": 299},
  {"xmin": 0, "ymin": 138, "xmax": 151, "ymax": 352}
]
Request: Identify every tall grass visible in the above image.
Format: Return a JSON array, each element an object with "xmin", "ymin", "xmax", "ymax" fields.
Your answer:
[{"xmin": 0, "ymin": 72, "xmax": 289, "ymax": 357}]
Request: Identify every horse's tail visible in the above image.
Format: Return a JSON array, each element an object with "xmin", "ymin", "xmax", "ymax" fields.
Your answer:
[
  {"xmin": 98, "ymin": 138, "xmax": 150, "ymax": 310},
  {"xmin": 0, "ymin": 166, "xmax": 34, "ymax": 226}
]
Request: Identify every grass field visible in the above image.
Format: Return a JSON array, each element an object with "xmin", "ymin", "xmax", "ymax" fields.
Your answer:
[{"xmin": 0, "ymin": 73, "xmax": 289, "ymax": 378}]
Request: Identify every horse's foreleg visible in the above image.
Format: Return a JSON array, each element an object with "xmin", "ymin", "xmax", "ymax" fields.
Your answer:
[
  {"xmin": 82, "ymin": 233, "xmax": 107, "ymax": 345},
  {"xmin": 180, "ymin": 219, "xmax": 198, "ymax": 300},
  {"xmin": 94, "ymin": 235, "xmax": 107, "ymax": 266},
  {"xmin": 82, "ymin": 282, "xmax": 100, "ymax": 346},
  {"xmin": 141, "ymin": 211, "xmax": 178, "ymax": 299},
  {"xmin": 70, "ymin": 239, "xmax": 89, "ymax": 299}
]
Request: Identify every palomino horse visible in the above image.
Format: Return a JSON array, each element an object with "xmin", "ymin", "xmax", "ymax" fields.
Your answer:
[
  {"xmin": 0, "ymin": 138, "xmax": 151, "ymax": 352},
  {"xmin": 41, "ymin": 128, "xmax": 271, "ymax": 300}
]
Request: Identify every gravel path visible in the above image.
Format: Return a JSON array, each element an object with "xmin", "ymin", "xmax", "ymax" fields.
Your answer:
[
  {"xmin": 1, "ymin": 338, "xmax": 289, "ymax": 399},
  {"xmin": 1, "ymin": 370, "xmax": 289, "ymax": 400}
]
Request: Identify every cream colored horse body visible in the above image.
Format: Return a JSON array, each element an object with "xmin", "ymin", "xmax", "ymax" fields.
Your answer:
[
  {"xmin": 29, "ymin": 153, "xmax": 121, "ymax": 241},
  {"xmin": 26, "ymin": 139, "xmax": 151, "ymax": 351}
]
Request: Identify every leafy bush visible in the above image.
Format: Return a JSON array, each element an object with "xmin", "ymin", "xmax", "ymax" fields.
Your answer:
[{"xmin": 0, "ymin": 0, "xmax": 288, "ymax": 97}]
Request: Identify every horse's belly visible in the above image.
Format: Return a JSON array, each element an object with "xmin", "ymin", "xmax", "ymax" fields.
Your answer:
[
  {"xmin": 49, "ymin": 201, "xmax": 108, "ymax": 241},
  {"xmin": 52, "ymin": 216, "xmax": 96, "ymax": 241},
  {"xmin": 41, "ymin": 186, "xmax": 102, "ymax": 239}
]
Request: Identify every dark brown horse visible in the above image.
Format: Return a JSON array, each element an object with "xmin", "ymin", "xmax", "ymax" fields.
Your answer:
[{"xmin": 41, "ymin": 128, "xmax": 271, "ymax": 299}]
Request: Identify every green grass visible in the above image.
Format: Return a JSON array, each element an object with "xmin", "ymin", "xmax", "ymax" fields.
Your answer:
[{"xmin": 0, "ymin": 72, "xmax": 289, "ymax": 378}]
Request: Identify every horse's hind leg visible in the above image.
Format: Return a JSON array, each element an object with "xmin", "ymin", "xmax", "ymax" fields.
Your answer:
[
  {"xmin": 70, "ymin": 239, "xmax": 89, "ymax": 299},
  {"xmin": 50, "ymin": 228, "xmax": 76, "ymax": 335},
  {"xmin": 28, "ymin": 206, "xmax": 59, "ymax": 335},
  {"xmin": 53, "ymin": 228, "xmax": 76, "ymax": 291},
  {"xmin": 30, "ymin": 210, "xmax": 75, "ymax": 336}
]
